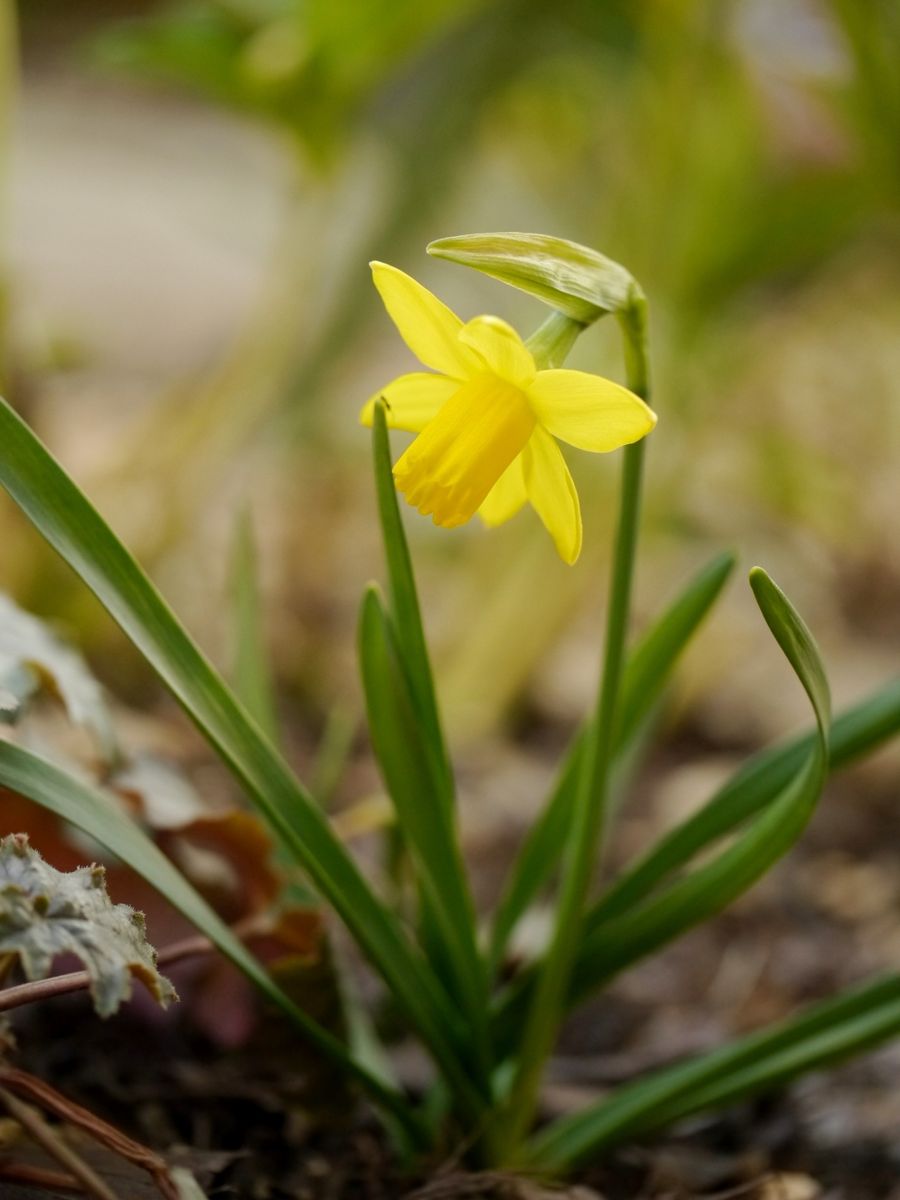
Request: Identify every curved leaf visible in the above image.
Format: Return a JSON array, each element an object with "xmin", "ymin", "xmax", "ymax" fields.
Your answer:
[
  {"xmin": 563, "ymin": 570, "xmax": 830, "ymax": 993},
  {"xmin": 585, "ymin": 677, "xmax": 900, "ymax": 933},
  {"xmin": 0, "ymin": 395, "xmax": 481, "ymax": 1121},
  {"xmin": 496, "ymin": 570, "xmax": 831, "ymax": 1051},
  {"xmin": 527, "ymin": 973, "xmax": 900, "ymax": 1170},
  {"xmin": 488, "ymin": 551, "xmax": 736, "ymax": 970},
  {"xmin": 371, "ymin": 403, "xmax": 452, "ymax": 805},
  {"xmin": 358, "ymin": 584, "xmax": 490, "ymax": 1085}
]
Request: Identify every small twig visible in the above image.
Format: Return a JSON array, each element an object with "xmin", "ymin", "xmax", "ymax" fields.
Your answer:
[
  {"xmin": 0, "ymin": 1084, "xmax": 118, "ymax": 1200},
  {"xmin": 702, "ymin": 1178, "xmax": 776, "ymax": 1200},
  {"xmin": 0, "ymin": 1160, "xmax": 83, "ymax": 1192},
  {"xmin": 0, "ymin": 972, "xmax": 91, "ymax": 1012},
  {"xmin": 0, "ymin": 1069, "xmax": 167, "ymax": 1193},
  {"xmin": 1, "ymin": 1066, "xmax": 181, "ymax": 1200},
  {"xmin": 0, "ymin": 915, "xmax": 267, "ymax": 1014},
  {"xmin": 404, "ymin": 1171, "xmax": 528, "ymax": 1199}
]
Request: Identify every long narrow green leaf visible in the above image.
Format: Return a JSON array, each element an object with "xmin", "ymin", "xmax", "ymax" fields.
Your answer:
[
  {"xmin": 488, "ymin": 737, "xmax": 581, "ymax": 971},
  {"xmin": 493, "ymin": 678, "xmax": 900, "ymax": 1053},
  {"xmin": 750, "ymin": 568, "xmax": 830, "ymax": 729},
  {"xmin": 616, "ymin": 551, "xmax": 736, "ymax": 747},
  {"xmin": 583, "ymin": 678, "xmax": 900, "ymax": 936},
  {"xmin": 521, "ymin": 572, "xmax": 841, "ymax": 1167},
  {"xmin": 488, "ymin": 551, "xmax": 736, "ymax": 969},
  {"xmin": 0, "ymin": 740, "xmax": 425, "ymax": 1144},
  {"xmin": 562, "ymin": 570, "xmax": 829, "ymax": 993},
  {"xmin": 568, "ymin": 756, "xmax": 822, "ymax": 1003},
  {"xmin": 309, "ymin": 703, "xmax": 356, "ymax": 809},
  {"xmin": 0, "ymin": 396, "xmax": 484, "ymax": 1122},
  {"xmin": 358, "ymin": 585, "xmax": 491, "ymax": 1088},
  {"xmin": 371, "ymin": 402, "xmax": 452, "ymax": 805},
  {"xmin": 230, "ymin": 508, "xmax": 279, "ymax": 746},
  {"xmin": 368, "ymin": 406, "xmax": 492, "ymax": 1100},
  {"xmin": 496, "ymin": 570, "xmax": 831, "ymax": 1050},
  {"xmin": 527, "ymin": 972, "xmax": 900, "ymax": 1170}
]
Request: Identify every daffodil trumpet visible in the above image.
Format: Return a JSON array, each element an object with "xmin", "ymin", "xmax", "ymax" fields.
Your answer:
[{"xmin": 360, "ymin": 262, "xmax": 656, "ymax": 564}]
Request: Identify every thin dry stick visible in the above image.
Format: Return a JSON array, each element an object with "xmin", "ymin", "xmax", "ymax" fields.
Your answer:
[
  {"xmin": 404, "ymin": 1172, "xmax": 528, "ymax": 1199},
  {"xmin": 0, "ymin": 930, "xmax": 212, "ymax": 1013},
  {"xmin": 1, "ymin": 1067, "xmax": 181, "ymax": 1200},
  {"xmin": 703, "ymin": 1178, "xmax": 783, "ymax": 1200},
  {"xmin": 0, "ymin": 1084, "xmax": 118, "ymax": 1200},
  {"xmin": 0, "ymin": 914, "xmax": 268, "ymax": 1014},
  {"xmin": 0, "ymin": 1160, "xmax": 83, "ymax": 1192}
]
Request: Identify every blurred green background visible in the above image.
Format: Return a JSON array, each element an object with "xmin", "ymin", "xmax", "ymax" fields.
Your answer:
[{"xmin": 3, "ymin": 0, "xmax": 900, "ymax": 765}]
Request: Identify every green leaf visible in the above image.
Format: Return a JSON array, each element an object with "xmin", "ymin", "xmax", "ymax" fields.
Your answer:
[
  {"xmin": 309, "ymin": 703, "xmax": 356, "ymax": 809},
  {"xmin": 488, "ymin": 551, "xmax": 736, "ymax": 970},
  {"xmin": 568, "ymin": 765, "xmax": 824, "ymax": 1006},
  {"xmin": 527, "ymin": 972, "xmax": 900, "ymax": 1170},
  {"xmin": 749, "ymin": 567, "xmax": 830, "ymax": 732},
  {"xmin": 0, "ymin": 592, "xmax": 118, "ymax": 763},
  {"xmin": 230, "ymin": 508, "xmax": 279, "ymax": 746},
  {"xmin": 367, "ymin": 409, "xmax": 495, "ymax": 1101},
  {"xmin": 358, "ymin": 585, "xmax": 491, "ymax": 1086},
  {"xmin": 427, "ymin": 232, "xmax": 640, "ymax": 323},
  {"xmin": 617, "ymin": 551, "xmax": 737, "ymax": 747},
  {"xmin": 521, "ymin": 572, "xmax": 844, "ymax": 1170},
  {"xmin": 487, "ymin": 736, "xmax": 581, "ymax": 973},
  {"xmin": 0, "ymin": 832, "xmax": 175, "ymax": 1017},
  {"xmin": 0, "ymin": 395, "xmax": 481, "ymax": 1123},
  {"xmin": 496, "ymin": 570, "xmax": 831, "ymax": 1049},
  {"xmin": 566, "ymin": 568, "xmax": 830, "ymax": 996},
  {"xmin": 585, "ymin": 676, "xmax": 900, "ymax": 933},
  {"xmin": 0, "ymin": 743, "xmax": 425, "ymax": 1143},
  {"xmin": 371, "ymin": 402, "xmax": 452, "ymax": 805}
]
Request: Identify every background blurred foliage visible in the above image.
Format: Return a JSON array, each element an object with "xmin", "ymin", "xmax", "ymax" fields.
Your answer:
[
  {"xmin": 92, "ymin": 0, "xmax": 488, "ymax": 166},
  {"xmin": 5, "ymin": 0, "xmax": 900, "ymax": 748}
]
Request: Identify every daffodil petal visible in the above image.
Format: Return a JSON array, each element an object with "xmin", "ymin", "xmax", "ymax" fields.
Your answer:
[
  {"xmin": 393, "ymin": 374, "xmax": 535, "ymax": 529},
  {"xmin": 359, "ymin": 373, "xmax": 459, "ymax": 432},
  {"xmin": 459, "ymin": 315, "xmax": 536, "ymax": 387},
  {"xmin": 478, "ymin": 454, "xmax": 528, "ymax": 527},
  {"xmin": 526, "ymin": 369, "xmax": 656, "ymax": 452},
  {"xmin": 523, "ymin": 427, "xmax": 582, "ymax": 564},
  {"xmin": 370, "ymin": 262, "xmax": 480, "ymax": 379}
]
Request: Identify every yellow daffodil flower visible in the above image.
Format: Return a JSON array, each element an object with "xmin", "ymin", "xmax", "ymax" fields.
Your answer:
[{"xmin": 360, "ymin": 262, "xmax": 656, "ymax": 564}]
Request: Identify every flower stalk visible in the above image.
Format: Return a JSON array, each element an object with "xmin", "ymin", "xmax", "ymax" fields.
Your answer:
[
  {"xmin": 525, "ymin": 311, "xmax": 585, "ymax": 369},
  {"xmin": 498, "ymin": 287, "xmax": 651, "ymax": 1157}
]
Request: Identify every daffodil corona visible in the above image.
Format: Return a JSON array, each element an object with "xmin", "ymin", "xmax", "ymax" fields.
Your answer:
[{"xmin": 361, "ymin": 262, "xmax": 656, "ymax": 564}]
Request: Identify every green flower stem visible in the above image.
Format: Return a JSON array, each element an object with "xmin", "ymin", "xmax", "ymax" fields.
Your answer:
[
  {"xmin": 525, "ymin": 311, "xmax": 584, "ymax": 368},
  {"xmin": 499, "ymin": 289, "xmax": 651, "ymax": 1158}
]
